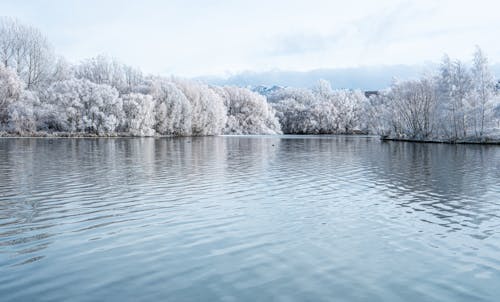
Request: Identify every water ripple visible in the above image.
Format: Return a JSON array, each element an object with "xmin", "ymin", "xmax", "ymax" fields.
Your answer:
[{"xmin": 0, "ymin": 136, "xmax": 499, "ymax": 301}]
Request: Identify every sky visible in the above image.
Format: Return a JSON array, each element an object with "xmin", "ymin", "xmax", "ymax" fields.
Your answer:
[{"xmin": 1, "ymin": 0, "xmax": 500, "ymax": 78}]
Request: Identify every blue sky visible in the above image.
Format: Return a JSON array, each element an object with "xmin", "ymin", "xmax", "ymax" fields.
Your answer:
[{"xmin": 1, "ymin": 0, "xmax": 499, "ymax": 77}]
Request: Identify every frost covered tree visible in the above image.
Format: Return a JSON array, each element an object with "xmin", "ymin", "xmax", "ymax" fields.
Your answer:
[
  {"xmin": 147, "ymin": 77, "xmax": 192, "ymax": 135},
  {"xmin": 383, "ymin": 78, "xmax": 438, "ymax": 139},
  {"xmin": 269, "ymin": 80, "xmax": 367, "ymax": 134},
  {"xmin": 268, "ymin": 87, "xmax": 318, "ymax": 133},
  {"xmin": 0, "ymin": 17, "xmax": 54, "ymax": 89},
  {"xmin": 2, "ymin": 18, "xmax": 498, "ymax": 139},
  {"xmin": 273, "ymin": 101, "xmax": 313, "ymax": 134},
  {"xmin": 39, "ymin": 78, "xmax": 122, "ymax": 134},
  {"xmin": 469, "ymin": 46, "xmax": 496, "ymax": 137},
  {"xmin": 121, "ymin": 93, "xmax": 155, "ymax": 136},
  {"xmin": 310, "ymin": 80, "xmax": 338, "ymax": 133},
  {"xmin": 331, "ymin": 89, "xmax": 367, "ymax": 133},
  {"xmin": 75, "ymin": 55, "xmax": 143, "ymax": 94},
  {"xmin": 173, "ymin": 79, "xmax": 227, "ymax": 135},
  {"xmin": 369, "ymin": 50, "xmax": 499, "ymax": 141},
  {"xmin": 494, "ymin": 98, "xmax": 500, "ymax": 130},
  {"xmin": 267, "ymin": 86, "xmax": 315, "ymax": 105},
  {"xmin": 216, "ymin": 86, "xmax": 281, "ymax": 135},
  {"xmin": 0, "ymin": 63, "xmax": 23, "ymax": 126},
  {"xmin": 51, "ymin": 56, "xmax": 74, "ymax": 82},
  {"xmin": 365, "ymin": 90, "xmax": 393, "ymax": 136},
  {"xmin": 7, "ymin": 91, "xmax": 38, "ymax": 133},
  {"xmin": 437, "ymin": 56, "xmax": 472, "ymax": 139}
]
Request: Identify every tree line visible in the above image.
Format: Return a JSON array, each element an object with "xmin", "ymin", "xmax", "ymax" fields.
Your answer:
[
  {"xmin": 0, "ymin": 18, "xmax": 281, "ymax": 136},
  {"xmin": 1, "ymin": 17, "xmax": 499, "ymax": 140},
  {"xmin": 366, "ymin": 48, "xmax": 500, "ymax": 141}
]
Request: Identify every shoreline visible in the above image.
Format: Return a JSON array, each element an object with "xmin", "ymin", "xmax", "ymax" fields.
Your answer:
[
  {"xmin": 380, "ymin": 136, "xmax": 500, "ymax": 145},
  {"xmin": 0, "ymin": 132, "xmax": 181, "ymax": 139},
  {"xmin": 2, "ymin": 132, "xmax": 499, "ymax": 146},
  {"xmin": 0, "ymin": 131, "xmax": 371, "ymax": 139}
]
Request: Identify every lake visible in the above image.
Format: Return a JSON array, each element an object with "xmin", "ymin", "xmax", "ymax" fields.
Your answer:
[{"xmin": 0, "ymin": 136, "xmax": 499, "ymax": 302}]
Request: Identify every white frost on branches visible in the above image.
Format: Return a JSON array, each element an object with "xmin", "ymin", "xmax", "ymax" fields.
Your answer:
[{"xmin": 0, "ymin": 17, "xmax": 498, "ymax": 140}]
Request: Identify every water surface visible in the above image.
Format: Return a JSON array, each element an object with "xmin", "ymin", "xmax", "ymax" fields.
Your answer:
[{"xmin": 0, "ymin": 136, "xmax": 499, "ymax": 301}]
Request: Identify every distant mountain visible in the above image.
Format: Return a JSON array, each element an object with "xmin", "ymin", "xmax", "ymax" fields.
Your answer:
[
  {"xmin": 251, "ymin": 85, "xmax": 285, "ymax": 97},
  {"xmin": 197, "ymin": 65, "xmax": 430, "ymax": 90},
  {"xmin": 198, "ymin": 63, "xmax": 500, "ymax": 91}
]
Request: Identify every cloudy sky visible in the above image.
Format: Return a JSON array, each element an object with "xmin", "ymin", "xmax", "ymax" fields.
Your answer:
[{"xmin": 1, "ymin": 0, "xmax": 499, "ymax": 77}]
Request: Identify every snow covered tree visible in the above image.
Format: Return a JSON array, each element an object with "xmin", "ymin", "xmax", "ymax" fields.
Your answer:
[
  {"xmin": 365, "ymin": 90, "xmax": 393, "ymax": 136},
  {"xmin": 173, "ymin": 79, "xmax": 227, "ymax": 136},
  {"xmin": 383, "ymin": 78, "xmax": 438, "ymax": 139},
  {"xmin": 51, "ymin": 56, "xmax": 74, "ymax": 82},
  {"xmin": 121, "ymin": 93, "xmax": 155, "ymax": 136},
  {"xmin": 7, "ymin": 90, "xmax": 38, "ymax": 133},
  {"xmin": 0, "ymin": 63, "xmax": 23, "ymax": 126},
  {"xmin": 369, "ymin": 50, "xmax": 499, "ymax": 141},
  {"xmin": 273, "ymin": 99, "xmax": 315, "ymax": 134},
  {"xmin": 269, "ymin": 87, "xmax": 318, "ymax": 133},
  {"xmin": 40, "ymin": 78, "xmax": 122, "ymax": 134},
  {"xmin": 75, "ymin": 55, "xmax": 143, "ymax": 94},
  {"xmin": 469, "ymin": 46, "xmax": 496, "ymax": 137},
  {"xmin": 0, "ymin": 17, "xmax": 54, "ymax": 89},
  {"xmin": 216, "ymin": 86, "xmax": 281, "ymax": 135},
  {"xmin": 2, "ymin": 18, "xmax": 498, "ymax": 139},
  {"xmin": 331, "ymin": 89, "xmax": 367, "ymax": 134},
  {"xmin": 437, "ymin": 56, "xmax": 472, "ymax": 139},
  {"xmin": 310, "ymin": 80, "xmax": 338, "ymax": 133},
  {"xmin": 269, "ymin": 80, "xmax": 367, "ymax": 134},
  {"xmin": 147, "ymin": 77, "xmax": 192, "ymax": 135}
]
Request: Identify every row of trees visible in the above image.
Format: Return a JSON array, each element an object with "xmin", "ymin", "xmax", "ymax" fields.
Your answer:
[
  {"xmin": 0, "ymin": 18, "xmax": 281, "ymax": 136},
  {"xmin": 368, "ymin": 47, "xmax": 500, "ymax": 141},
  {"xmin": 267, "ymin": 80, "xmax": 367, "ymax": 134},
  {"xmin": 1, "ymin": 18, "xmax": 499, "ymax": 139},
  {"xmin": 265, "ymin": 48, "xmax": 500, "ymax": 139}
]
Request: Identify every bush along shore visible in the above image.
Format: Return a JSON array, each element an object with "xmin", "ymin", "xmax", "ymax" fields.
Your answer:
[{"xmin": 1, "ymin": 17, "xmax": 499, "ymax": 142}]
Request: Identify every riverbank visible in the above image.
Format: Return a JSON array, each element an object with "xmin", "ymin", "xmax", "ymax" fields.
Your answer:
[
  {"xmin": 0, "ymin": 131, "xmax": 165, "ymax": 138},
  {"xmin": 3, "ymin": 131, "xmax": 499, "ymax": 146},
  {"xmin": 0, "ymin": 130, "xmax": 370, "ymax": 138},
  {"xmin": 380, "ymin": 136, "xmax": 500, "ymax": 145}
]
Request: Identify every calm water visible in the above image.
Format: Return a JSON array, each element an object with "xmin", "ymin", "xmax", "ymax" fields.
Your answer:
[{"xmin": 0, "ymin": 136, "xmax": 499, "ymax": 302}]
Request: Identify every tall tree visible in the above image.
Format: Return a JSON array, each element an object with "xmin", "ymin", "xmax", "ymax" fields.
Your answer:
[
  {"xmin": 0, "ymin": 17, "xmax": 54, "ymax": 89},
  {"xmin": 0, "ymin": 63, "xmax": 23, "ymax": 125},
  {"xmin": 470, "ymin": 46, "xmax": 495, "ymax": 137}
]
